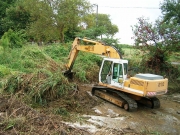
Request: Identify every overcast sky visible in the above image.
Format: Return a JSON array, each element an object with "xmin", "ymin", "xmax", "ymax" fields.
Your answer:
[{"xmin": 89, "ymin": 0, "xmax": 164, "ymax": 44}]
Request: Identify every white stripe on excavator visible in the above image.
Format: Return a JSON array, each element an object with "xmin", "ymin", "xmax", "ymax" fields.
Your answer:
[{"xmin": 124, "ymin": 87, "xmax": 144, "ymax": 94}]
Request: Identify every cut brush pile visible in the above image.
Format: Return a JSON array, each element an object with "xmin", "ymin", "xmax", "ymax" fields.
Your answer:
[
  {"xmin": 3, "ymin": 69, "xmax": 75, "ymax": 104},
  {"xmin": 0, "ymin": 44, "xmax": 101, "ymax": 134},
  {"xmin": 0, "ymin": 95, "xmax": 91, "ymax": 135},
  {"xmin": 1, "ymin": 45, "xmax": 76, "ymax": 104}
]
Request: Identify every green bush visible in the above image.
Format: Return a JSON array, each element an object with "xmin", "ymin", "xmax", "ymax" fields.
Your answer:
[
  {"xmin": 0, "ymin": 36, "xmax": 10, "ymax": 52},
  {"xmin": 0, "ymin": 65, "xmax": 11, "ymax": 77},
  {"xmin": 74, "ymin": 52, "xmax": 101, "ymax": 82},
  {"xmin": 0, "ymin": 29, "xmax": 24, "ymax": 49},
  {"xmin": 3, "ymin": 69, "xmax": 75, "ymax": 104},
  {"xmin": 44, "ymin": 43, "xmax": 70, "ymax": 60},
  {"xmin": 21, "ymin": 47, "xmax": 47, "ymax": 60}
]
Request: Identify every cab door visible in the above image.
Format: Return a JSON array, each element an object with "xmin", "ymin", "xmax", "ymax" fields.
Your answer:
[
  {"xmin": 99, "ymin": 59, "xmax": 112, "ymax": 84},
  {"xmin": 111, "ymin": 62, "xmax": 128, "ymax": 88}
]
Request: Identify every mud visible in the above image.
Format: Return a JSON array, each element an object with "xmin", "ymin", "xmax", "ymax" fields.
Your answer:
[{"xmin": 67, "ymin": 85, "xmax": 180, "ymax": 135}]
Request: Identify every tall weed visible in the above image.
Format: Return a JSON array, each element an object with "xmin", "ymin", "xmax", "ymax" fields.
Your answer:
[
  {"xmin": 43, "ymin": 43, "xmax": 70, "ymax": 61},
  {"xmin": 0, "ymin": 29, "xmax": 24, "ymax": 49},
  {"xmin": 0, "ymin": 41, "xmax": 103, "ymax": 105},
  {"xmin": 73, "ymin": 52, "xmax": 101, "ymax": 82},
  {"xmin": 0, "ymin": 45, "xmax": 55, "ymax": 73},
  {"xmin": 3, "ymin": 69, "xmax": 75, "ymax": 104},
  {"xmin": 0, "ymin": 65, "xmax": 11, "ymax": 78}
]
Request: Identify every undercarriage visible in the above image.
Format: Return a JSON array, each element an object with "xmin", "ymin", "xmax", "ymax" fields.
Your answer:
[{"xmin": 92, "ymin": 86, "xmax": 160, "ymax": 111}]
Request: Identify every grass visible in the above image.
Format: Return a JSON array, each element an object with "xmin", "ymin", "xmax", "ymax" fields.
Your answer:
[
  {"xmin": 140, "ymin": 129, "xmax": 162, "ymax": 135},
  {"xmin": 4, "ymin": 117, "xmax": 26, "ymax": 131},
  {"xmin": 122, "ymin": 47, "xmax": 142, "ymax": 75},
  {"xmin": 54, "ymin": 107, "xmax": 70, "ymax": 117},
  {"xmin": 169, "ymin": 52, "xmax": 180, "ymax": 62},
  {"xmin": 0, "ymin": 41, "xmax": 179, "ymax": 134},
  {"xmin": 0, "ymin": 43, "xmax": 101, "ymax": 105},
  {"xmin": 3, "ymin": 69, "xmax": 75, "ymax": 105},
  {"xmin": 74, "ymin": 51, "xmax": 101, "ymax": 82},
  {"xmin": 0, "ymin": 65, "xmax": 12, "ymax": 77},
  {"xmin": 0, "ymin": 44, "xmax": 68, "ymax": 104},
  {"xmin": 0, "ymin": 46, "xmax": 42, "ymax": 73},
  {"xmin": 0, "ymin": 41, "xmax": 180, "ymax": 104}
]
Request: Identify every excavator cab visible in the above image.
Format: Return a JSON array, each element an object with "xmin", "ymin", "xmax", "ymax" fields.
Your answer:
[{"xmin": 99, "ymin": 58, "xmax": 128, "ymax": 88}]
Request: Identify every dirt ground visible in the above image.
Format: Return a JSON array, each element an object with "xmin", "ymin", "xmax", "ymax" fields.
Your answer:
[
  {"xmin": 0, "ymin": 84, "xmax": 180, "ymax": 135},
  {"xmin": 64, "ymin": 85, "xmax": 180, "ymax": 135}
]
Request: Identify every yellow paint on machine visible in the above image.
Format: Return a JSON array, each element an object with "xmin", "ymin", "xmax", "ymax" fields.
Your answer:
[
  {"xmin": 128, "ymin": 77, "xmax": 168, "ymax": 96},
  {"xmin": 99, "ymin": 76, "xmax": 168, "ymax": 98},
  {"xmin": 144, "ymin": 78, "xmax": 168, "ymax": 96}
]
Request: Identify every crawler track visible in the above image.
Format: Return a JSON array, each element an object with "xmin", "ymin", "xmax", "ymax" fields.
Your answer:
[
  {"xmin": 150, "ymin": 97, "xmax": 160, "ymax": 109},
  {"xmin": 137, "ymin": 97, "xmax": 160, "ymax": 109},
  {"xmin": 92, "ymin": 86, "xmax": 161, "ymax": 111},
  {"xmin": 114, "ymin": 91, "xmax": 137, "ymax": 111},
  {"xmin": 92, "ymin": 86, "xmax": 137, "ymax": 111}
]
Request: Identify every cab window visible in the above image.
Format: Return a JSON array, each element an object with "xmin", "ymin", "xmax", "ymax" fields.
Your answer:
[
  {"xmin": 113, "ymin": 63, "xmax": 123, "ymax": 82},
  {"xmin": 123, "ymin": 63, "xmax": 128, "ymax": 75},
  {"xmin": 100, "ymin": 60, "xmax": 112, "ymax": 83}
]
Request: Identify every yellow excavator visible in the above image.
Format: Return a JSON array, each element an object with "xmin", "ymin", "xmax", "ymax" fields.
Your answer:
[{"xmin": 64, "ymin": 37, "xmax": 168, "ymax": 111}]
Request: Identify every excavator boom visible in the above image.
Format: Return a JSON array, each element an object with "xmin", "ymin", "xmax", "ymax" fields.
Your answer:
[{"xmin": 66, "ymin": 37, "xmax": 122, "ymax": 73}]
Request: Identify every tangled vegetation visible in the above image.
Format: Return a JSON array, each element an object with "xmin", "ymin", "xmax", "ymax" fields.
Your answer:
[
  {"xmin": 0, "ymin": 39, "xmax": 103, "ymax": 134},
  {"xmin": 0, "ymin": 40, "xmax": 102, "ymax": 104}
]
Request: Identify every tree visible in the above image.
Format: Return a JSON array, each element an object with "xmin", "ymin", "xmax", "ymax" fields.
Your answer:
[
  {"xmin": 106, "ymin": 24, "xmax": 119, "ymax": 38},
  {"xmin": 0, "ymin": 0, "xmax": 17, "ymax": 18},
  {"xmin": 132, "ymin": 17, "xmax": 180, "ymax": 73},
  {"xmin": 1, "ymin": 2, "xmax": 31, "ymax": 32},
  {"xmin": 53, "ymin": 0, "xmax": 91, "ymax": 42},
  {"xmin": 21, "ymin": 0, "xmax": 91, "ymax": 43},
  {"xmin": 0, "ymin": 0, "xmax": 17, "ymax": 37},
  {"xmin": 96, "ymin": 14, "xmax": 118, "ymax": 38},
  {"xmin": 79, "ymin": 13, "xmax": 119, "ymax": 39},
  {"xmin": 23, "ymin": 0, "xmax": 57, "ymax": 43},
  {"xmin": 0, "ymin": 29, "xmax": 24, "ymax": 49},
  {"xmin": 160, "ymin": 0, "xmax": 180, "ymax": 25}
]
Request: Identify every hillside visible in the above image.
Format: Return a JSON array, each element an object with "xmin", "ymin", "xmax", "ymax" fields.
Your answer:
[{"xmin": 0, "ymin": 43, "xmax": 180, "ymax": 134}]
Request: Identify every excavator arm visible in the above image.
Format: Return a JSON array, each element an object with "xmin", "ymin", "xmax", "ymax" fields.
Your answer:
[{"xmin": 65, "ymin": 37, "xmax": 122, "ymax": 75}]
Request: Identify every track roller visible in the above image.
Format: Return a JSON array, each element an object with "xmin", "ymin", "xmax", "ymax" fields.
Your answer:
[{"xmin": 150, "ymin": 97, "xmax": 160, "ymax": 109}]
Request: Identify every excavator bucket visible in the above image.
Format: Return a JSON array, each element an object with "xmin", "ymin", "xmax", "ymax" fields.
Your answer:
[{"xmin": 63, "ymin": 70, "xmax": 75, "ymax": 79}]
